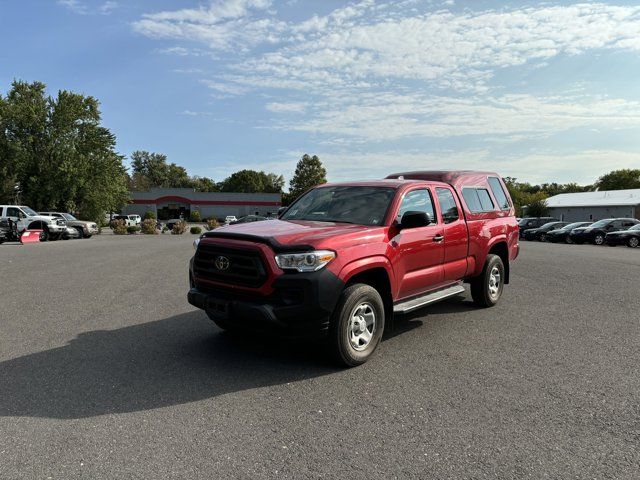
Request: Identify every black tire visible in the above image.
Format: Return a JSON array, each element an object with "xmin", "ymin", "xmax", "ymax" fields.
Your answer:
[
  {"xmin": 205, "ymin": 310, "xmax": 236, "ymax": 331},
  {"xmin": 470, "ymin": 254, "xmax": 505, "ymax": 308},
  {"xmin": 565, "ymin": 236, "xmax": 573, "ymax": 244},
  {"xmin": 40, "ymin": 227, "xmax": 49, "ymax": 242},
  {"xmin": 75, "ymin": 227, "xmax": 84, "ymax": 239},
  {"xmin": 329, "ymin": 283, "xmax": 385, "ymax": 367},
  {"xmin": 539, "ymin": 233, "xmax": 547, "ymax": 242},
  {"xmin": 593, "ymin": 234, "xmax": 605, "ymax": 246},
  {"xmin": 628, "ymin": 237, "xmax": 640, "ymax": 248}
]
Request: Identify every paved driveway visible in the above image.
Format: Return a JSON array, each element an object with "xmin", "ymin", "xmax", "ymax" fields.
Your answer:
[{"xmin": 1, "ymin": 236, "xmax": 639, "ymax": 479}]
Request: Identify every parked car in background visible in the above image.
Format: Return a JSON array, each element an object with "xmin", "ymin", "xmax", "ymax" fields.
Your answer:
[
  {"xmin": 39, "ymin": 212, "xmax": 98, "ymax": 238},
  {"xmin": 518, "ymin": 217, "xmax": 557, "ymax": 238},
  {"xmin": 545, "ymin": 222, "xmax": 592, "ymax": 243},
  {"xmin": 110, "ymin": 215, "xmax": 139, "ymax": 227},
  {"xmin": 62, "ymin": 226, "xmax": 81, "ymax": 240},
  {"xmin": 522, "ymin": 221, "xmax": 569, "ymax": 241},
  {"xmin": 569, "ymin": 218, "xmax": 640, "ymax": 245},
  {"xmin": 0, "ymin": 205, "xmax": 67, "ymax": 240},
  {"xmin": 605, "ymin": 223, "xmax": 640, "ymax": 248},
  {"xmin": 224, "ymin": 215, "xmax": 238, "ymax": 225},
  {"xmin": 230, "ymin": 215, "xmax": 267, "ymax": 225}
]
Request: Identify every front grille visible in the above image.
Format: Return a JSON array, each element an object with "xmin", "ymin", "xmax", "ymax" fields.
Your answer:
[
  {"xmin": 56, "ymin": 219, "xmax": 66, "ymax": 226},
  {"xmin": 194, "ymin": 244, "xmax": 267, "ymax": 288}
]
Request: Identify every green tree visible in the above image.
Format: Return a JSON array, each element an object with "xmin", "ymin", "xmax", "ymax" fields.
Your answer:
[
  {"xmin": 288, "ymin": 154, "xmax": 327, "ymax": 201},
  {"xmin": 191, "ymin": 176, "xmax": 219, "ymax": 192},
  {"xmin": 525, "ymin": 198, "xmax": 550, "ymax": 217},
  {"xmin": 129, "ymin": 150, "xmax": 191, "ymax": 189},
  {"xmin": 595, "ymin": 169, "xmax": 640, "ymax": 191},
  {"xmin": 0, "ymin": 80, "xmax": 129, "ymax": 220},
  {"xmin": 219, "ymin": 169, "xmax": 284, "ymax": 193}
]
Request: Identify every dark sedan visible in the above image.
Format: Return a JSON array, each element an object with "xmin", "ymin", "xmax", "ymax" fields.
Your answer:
[
  {"xmin": 522, "ymin": 221, "xmax": 569, "ymax": 241},
  {"xmin": 569, "ymin": 218, "xmax": 640, "ymax": 245},
  {"xmin": 605, "ymin": 224, "xmax": 640, "ymax": 248},
  {"xmin": 545, "ymin": 222, "xmax": 593, "ymax": 244}
]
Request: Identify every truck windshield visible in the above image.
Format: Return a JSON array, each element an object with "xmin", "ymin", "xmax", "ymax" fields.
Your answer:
[
  {"xmin": 62, "ymin": 213, "xmax": 77, "ymax": 221},
  {"xmin": 22, "ymin": 207, "xmax": 38, "ymax": 216},
  {"xmin": 282, "ymin": 186, "xmax": 396, "ymax": 226}
]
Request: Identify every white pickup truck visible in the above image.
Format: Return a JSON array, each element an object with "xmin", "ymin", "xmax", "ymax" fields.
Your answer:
[{"xmin": 0, "ymin": 205, "xmax": 67, "ymax": 241}]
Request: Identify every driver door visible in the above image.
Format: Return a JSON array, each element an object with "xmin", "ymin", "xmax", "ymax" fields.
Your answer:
[
  {"xmin": 6, "ymin": 207, "xmax": 27, "ymax": 232},
  {"xmin": 391, "ymin": 188, "xmax": 445, "ymax": 300}
]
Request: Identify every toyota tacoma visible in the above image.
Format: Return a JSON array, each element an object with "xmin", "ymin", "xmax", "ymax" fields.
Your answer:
[{"xmin": 188, "ymin": 171, "xmax": 519, "ymax": 366}]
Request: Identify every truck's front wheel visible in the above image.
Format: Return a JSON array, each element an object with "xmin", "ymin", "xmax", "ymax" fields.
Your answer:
[
  {"xmin": 329, "ymin": 284, "xmax": 385, "ymax": 367},
  {"xmin": 470, "ymin": 254, "xmax": 504, "ymax": 308}
]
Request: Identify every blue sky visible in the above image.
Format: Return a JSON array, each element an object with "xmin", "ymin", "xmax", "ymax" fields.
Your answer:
[{"xmin": 2, "ymin": 0, "xmax": 640, "ymax": 186}]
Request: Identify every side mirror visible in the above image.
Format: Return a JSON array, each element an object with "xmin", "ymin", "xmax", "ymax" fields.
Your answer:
[
  {"xmin": 277, "ymin": 207, "xmax": 287, "ymax": 217},
  {"xmin": 400, "ymin": 211, "xmax": 431, "ymax": 229}
]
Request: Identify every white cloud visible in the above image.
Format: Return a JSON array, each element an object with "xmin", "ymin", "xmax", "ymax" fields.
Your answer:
[
  {"xmin": 265, "ymin": 102, "xmax": 307, "ymax": 113},
  {"xmin": 269, "ymin": 91, "xmax": 640, "ymax": 142},
  {"xmin": 57, "ymin": 0, "xmax": 117, "ymax": 15},
  {"xmin": 134, "ymin": 1, "xmax": 640, "ymax": 180},
  {"xmin": 306, "ymin": 149, "xmax": 640, "ymax": 185}
]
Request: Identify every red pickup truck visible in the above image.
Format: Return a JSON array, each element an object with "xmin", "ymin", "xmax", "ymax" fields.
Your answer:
[{"xmin": 188, "ymin": 171, "xmax": 519, "ymax": 366}]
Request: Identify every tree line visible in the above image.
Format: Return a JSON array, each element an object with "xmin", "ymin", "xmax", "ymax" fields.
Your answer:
[{"xmin": 0, "ymin": 80, "xmax": 327, "ymax": 220}]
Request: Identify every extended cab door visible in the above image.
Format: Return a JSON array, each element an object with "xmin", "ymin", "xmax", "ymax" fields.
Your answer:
[
  {"xmin": 435, "ymin": 187, "xmax": 469, "ymax": 281},
  {"xmin": 391, "ymin": 188, "xmax": 445, "ymax": 299},
  {"xmin": 5, "ymin": 207, "xmax": 27, "ymax": 232}
]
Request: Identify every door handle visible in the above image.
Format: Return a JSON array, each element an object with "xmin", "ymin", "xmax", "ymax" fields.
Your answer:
[{"xmin": 433, "ymin": 234, "xmax": 444, "ymax": 242}]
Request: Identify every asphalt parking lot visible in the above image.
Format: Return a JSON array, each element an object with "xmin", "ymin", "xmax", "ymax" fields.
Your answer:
[{"xmin": 1, "ymin": 235, "xmax": 639, "ymax": 479}]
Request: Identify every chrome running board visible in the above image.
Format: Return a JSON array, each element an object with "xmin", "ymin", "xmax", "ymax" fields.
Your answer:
[{"xmin": 393, "ymin": 283, "xmax": 466, "ymax": 314}]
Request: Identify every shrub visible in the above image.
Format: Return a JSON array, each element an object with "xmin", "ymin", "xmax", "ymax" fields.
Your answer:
[
  {"xmin": 144, "ymin": 210, "xmax": 156, "ymax": 220},
  {"xmin": 141, "ymin": 218, "xmax": 158, "ymax": 234},
  {"xmin": 127, "ymin": 225, "xmax": 141, "ymax": 234},
  {"xmin": 162, "ymin": 226, "xmax": 169, "ymax": 234},
  {"xmin": 190, "ymin": 210, "xmax": 201, "ymax": 222},
  {"xmin": 111, "ymin": 219, "xmax": 127, "ymax": 235},
  {"xmin": 206, "ymin": 218, "xmax": 219, "ymax": 231},
  {"xmin": 171, "ymin": 220, "xmax": 187, "ymax": 235},
  {"xmin": 190, "ymin": 226, "xmax": 202, "ymax": 235}
]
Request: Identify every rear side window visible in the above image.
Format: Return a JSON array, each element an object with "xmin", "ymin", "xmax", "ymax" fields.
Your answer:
[
  {"xmin": 462, "ymin": 188, "xmax": 495, "ymax": 213},
  {"xmin": 436, "ymin": 188, "xmax": 460, "ymax": 224},
  {"xmin": 488, "ymin": 177, "xmax": 510, "ymax": 210}
]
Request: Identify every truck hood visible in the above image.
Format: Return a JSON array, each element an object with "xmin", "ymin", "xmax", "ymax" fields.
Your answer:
[{"xmin": 205, "ymin": 219, "xmax": 385, "ymax": 249}]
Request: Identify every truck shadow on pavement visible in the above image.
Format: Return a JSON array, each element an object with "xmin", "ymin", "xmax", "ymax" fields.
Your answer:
[{"xmin": 0, "ymin": 297, "xmax": 473, "ymax": 419}]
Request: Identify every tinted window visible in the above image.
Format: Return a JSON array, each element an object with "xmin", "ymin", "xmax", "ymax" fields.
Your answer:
[
  {"xmin": 462, "ymin": 188, "xmax": 494, "ymax": 213},
  {"xmin": 282, "ymin": 186, "xmax": 395, "ymax": 226},
  {"xmin": 488, "ymin": 177, "xmax": 510, "ymax": 210},
  {"xmin": 397, "ymin": 189, "xmax": 436, "ymax": 224},
  {"xmin": 436, "ymin": 188, "xmax": 459, "ymax": 224},
  {"xmin": 6, "ymin": 207, "xmax": 22, "ymax": 217}
]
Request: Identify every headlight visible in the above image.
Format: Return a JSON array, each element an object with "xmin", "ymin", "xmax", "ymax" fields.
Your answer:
[{"xmin": 275, "ymin": 250, "xmax": 336, "ymax": 272}]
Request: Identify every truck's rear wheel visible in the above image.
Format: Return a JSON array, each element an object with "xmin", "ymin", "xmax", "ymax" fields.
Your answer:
[
  {"xmin": 329, "ymin": 283, "xmax": 385, "ymax": 367},
  {"xmin": 470, "ymin": 254, "xmax": 504, "ymax": 308}
]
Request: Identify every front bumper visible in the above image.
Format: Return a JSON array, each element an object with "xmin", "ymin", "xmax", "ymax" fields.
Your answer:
[
  {"xmin": 188, "ymin": 266, "xmax": 344, "ymax": 336},
  {"xmin": 605, "ymin": 235, "xmax": 628, "ymax": 245},
  {"xmin": 545, "ymin": 233, "xmax": 565, "ymax": 243},
  {"xmin": 569, "ymin": 231, "xmax": 592, "ymax": 242}
]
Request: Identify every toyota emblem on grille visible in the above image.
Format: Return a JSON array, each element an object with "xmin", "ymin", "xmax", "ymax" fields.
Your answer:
[{"xmin": 214, "ymin": 255, "xmax": 230, "ymax": 271}]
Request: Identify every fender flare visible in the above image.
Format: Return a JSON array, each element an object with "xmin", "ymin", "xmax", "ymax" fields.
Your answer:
[
  {"xmin": 339, "ymin": 255, "xmax": 396, "ymax": 291},
  {"xmin": 483, "ymin": 235, "xmax": 510, "ymax": 282}
]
